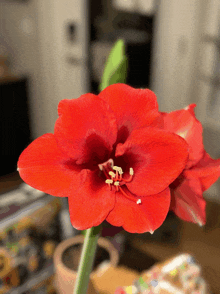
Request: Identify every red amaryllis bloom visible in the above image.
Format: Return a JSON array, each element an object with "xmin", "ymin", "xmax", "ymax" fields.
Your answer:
[
  {"xmin": 160, "ymin": 104, "xmax": 220, "ymax": 226},
  {"xmin": 17, "ymin": 84, "xmax": 189, "ymax": 233}
]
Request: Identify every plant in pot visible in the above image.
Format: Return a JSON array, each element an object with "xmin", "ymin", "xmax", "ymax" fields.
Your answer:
[
  {"xmin": 17, "ymin": 39, "xmax": 220, "ymax": 294},
  {"xmin": 53, "ymin": 235, "xmax": 119, "ymax": 293}
]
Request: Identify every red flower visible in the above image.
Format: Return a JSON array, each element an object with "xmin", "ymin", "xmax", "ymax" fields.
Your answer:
[
  {"xmin": 160, "ymin": 104, "xmax": 220, "ymax": 225},
  {"xmin": 17, "ymin": 84, "xmax": 188, "ymax": 233}
]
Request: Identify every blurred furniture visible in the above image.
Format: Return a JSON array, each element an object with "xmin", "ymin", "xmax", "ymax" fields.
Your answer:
[
  {"xmin": 0, "ymin": 77, "xmax": 31, "ymax": 177},
  {"xmin": 0, "ymin": 177, "xmax": 69, "ymax": 294},
  {"xmin": 90, "ymin": 0, "xmax": 154, "ymax": 93},
  {"xmin": 0, "ymin": 57, "xmax": 10, "ymax": 80},
  {"xmin": 0, "ymin": 173, "xmax": 219, "ymax": 293},
  {"xmin": 130, "ymin": 200, "xmax": 220, "ymax": 294},
  {"xmin": 0, "ymin": 0, "xmax": 89, "ymax": 139}
]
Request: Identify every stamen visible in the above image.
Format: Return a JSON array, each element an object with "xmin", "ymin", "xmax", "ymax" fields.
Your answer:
[
  {"xmin": 103, "ymin": 169, "xmax": 110, "ymax": 180},
  {"xmin": 101, "ymin": 161, "xmax": 139, "ymax": 204},
  {"xmin": 118, "ymin": 168, "xmax": 123, "ymax": 181},
  {"xmin": 109, "ymin": 171, "xmax": 116, "ymax": 178},
  {"xmin": 122, "ymin": 167, "xmax": 134, "ymax": 183},
  {"xmin": 105, "ymin": 179, "xmax": 113, "ymax": 190},
  {"xmin": 114, "ymin": 181, "xmax": 120, "ymax": 191},
  {"xmin": 113, "ymin": 166, "xmax": 123, "ymax": 173},
  {"xmin": 105, "ymin": 179, "xmax": 113, "ymax": 184},
  {"xmin": 119, "ymin": 187, "xmax": 141, "ymax": 204}
]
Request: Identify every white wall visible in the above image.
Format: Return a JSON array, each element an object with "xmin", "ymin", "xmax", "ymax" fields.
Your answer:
[
  {"xmin": 0, "ymin": 0, "xmax": 44, "ymax": 138},
  {"xmin": 151, "ymin": 0, "xmax": 220, "ymax": 202},
  {"xmin": 191, "ymin": 0, "xmax": 220, "ymax": 202},
  {"xmin": 0, "ymin": 0, "xmax": 89, "ymax": 139},
  {"xmin": 151, "ymin": 0, "xmax": 201, "ymax": 112}
]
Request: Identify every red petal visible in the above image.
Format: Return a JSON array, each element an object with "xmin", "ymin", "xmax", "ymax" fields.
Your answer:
[
  {"xmin": 54, "ymin": 94, "xmax": 117, "ymax": 163},
  {"xmin": 184, "ymin": 150, "xmax": 220, "ymax": 192},
  {"xmin": 106, "ymin": 188, "xmax": 171, "ymax": 233},
  {"xmin": 161, "ymin": 104, "xmax": 204, "ymax": 168},
  {"xmin": 68, "ymin": 170, "xmax": 115, "ymax": 230},
  {"xmin": 170, "ymin": 177, "xmax": 206, "ymax": 226},
  {"xmin": 115, "ymin": 128, "xmax": 189, "ymax": 196},
  {"xmin": 17, "ymin": 134, "xmax": 81, "ymax": 197},
  {"xmin": 99, "ymin": 84, "xmax": 160, "ymax": 138}
]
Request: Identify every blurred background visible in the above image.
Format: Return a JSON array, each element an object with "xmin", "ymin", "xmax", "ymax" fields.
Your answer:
[
  {"xmin": 1, "ymin": 0, "xmax": 220, "ymax": 293},
  {"xmin": 1, "ymin": 0, "xmax": 220, "ymax": 199}
]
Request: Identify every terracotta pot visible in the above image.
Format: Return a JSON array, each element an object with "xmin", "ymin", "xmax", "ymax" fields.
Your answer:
[{"xmin": 53, "ymin": 235, "xmax": 119, "ymax": 294}]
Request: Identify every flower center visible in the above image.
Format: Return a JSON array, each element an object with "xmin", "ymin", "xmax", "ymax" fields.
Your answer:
[{"xmin": 98, "ymin": 159, "xmax": 141, "ymax": 205}]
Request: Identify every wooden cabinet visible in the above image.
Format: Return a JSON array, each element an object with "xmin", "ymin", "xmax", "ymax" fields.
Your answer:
[{"xmin": 0, "ymin": 77, "xmax": 31, "ymax": 176}]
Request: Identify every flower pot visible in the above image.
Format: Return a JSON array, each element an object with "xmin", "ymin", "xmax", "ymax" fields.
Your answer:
[{"xmin": 53, "ymin": 235, "xmax": 119, "ymax": 294}]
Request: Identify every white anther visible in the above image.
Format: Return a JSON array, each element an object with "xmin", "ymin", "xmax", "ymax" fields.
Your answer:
[
  {"xmin": 136, "ymin": 199, "xmax": 141, "ymax": 204},
  {"xmin": 105, "ymin": 179, "xmax": 113, "ymax": 184},
  {"xmin": 114, "ymin": 181, "xmax": 120, "ymax": 186},
  {"xmin": 129, "ymin": 168, "xmax": 134, "ymax": 176},
  {"xmin": 150, "ymin": 230, "xmax": 154, "ymax": 235},
  {"xmin": 109, "ymin": 171, "xmax": 116, "ymax": 178},
  {"xmin": 17, "ymin": 167, "xmax": 20, "ymax": 171},
  {"xmin": 113, "ymin": 166, "xmax": 122, "ymax": 173}
]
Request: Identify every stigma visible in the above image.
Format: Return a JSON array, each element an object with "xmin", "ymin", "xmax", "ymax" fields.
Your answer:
[{"xmin": 99, "ymin": 159, "xmax": 141, "ymax": 205}]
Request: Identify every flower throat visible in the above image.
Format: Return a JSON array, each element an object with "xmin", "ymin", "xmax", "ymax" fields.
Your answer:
[{"xmin": 98, "ymin": 159, "xmax": 141, "ymax": 205}]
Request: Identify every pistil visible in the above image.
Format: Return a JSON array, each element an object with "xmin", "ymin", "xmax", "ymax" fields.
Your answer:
[{"xmin": 99, "ymin": 160, "xmax": 141, "ymax": 205}]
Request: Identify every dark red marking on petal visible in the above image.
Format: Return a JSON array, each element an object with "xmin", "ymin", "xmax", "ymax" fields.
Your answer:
[
  {"xmin": 99, "ymin": 83, "xmax": 160, "ymax": 141},
  {"xmin": 115, "ymin": 127, "xmax": 189, "ymax": 196},
  {"xmin": 54, "ymin": 94, "xmax": 117, "ymax": 163}
]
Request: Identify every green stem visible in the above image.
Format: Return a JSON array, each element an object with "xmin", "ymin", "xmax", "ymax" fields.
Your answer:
[{"xmin": 74, "ymin": 224, "xmax": 102, "ymax": 294}]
